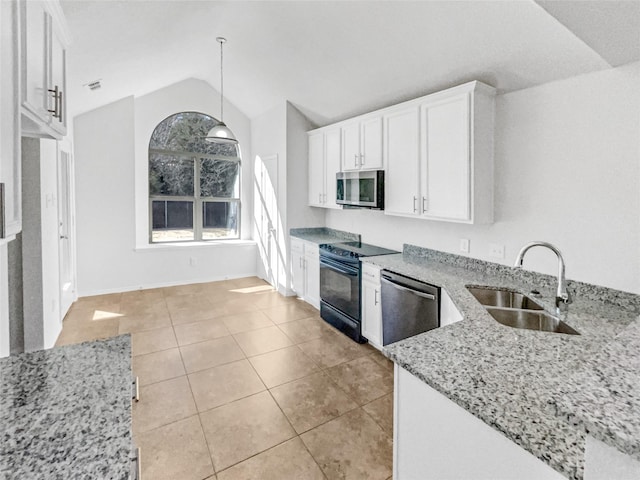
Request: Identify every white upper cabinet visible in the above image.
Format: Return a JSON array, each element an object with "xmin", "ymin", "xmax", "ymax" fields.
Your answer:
[
  {"xmin": 384, "ymin": 106, "xmax": 420, "ymax": 216},
  {"xmin": 341, "ymin": 115, "xmax": 383, "ymax": 172},
  {"xmin": 385, "ymin": 81, "xmax": 495, "ymax": 224},
  {"xmin": 19, "ymin": 0, "xmax": 69, "ymax": 139},
  {"xmin": 308, "ymin": 127, "xmax": 341, "ymax": 209}
]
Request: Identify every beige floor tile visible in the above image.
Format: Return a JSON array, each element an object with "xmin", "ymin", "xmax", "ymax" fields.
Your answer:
[
  {"xmin": 55, "ymin": 322, "xmax": 119, "ymax": 347},
  {"xmin": 251, "ymin": 291, "xmax": 295, "ymax": 310},
  {"xmin": 119, "ymin": 301, "xmax": 168, "ymax": 317},
  {"xmin": 220, "ymin": 311, "xmax": 275, "ymax": 335},
  {"xmin": 229, "ymin": 276, "xmax": 269, "ymax": 288},
  {"xmin": 362, "ymin": 393, "xmax": 394, "ymax": 434},
  {"xmin": 298, "ymin": 332, "xmax": 368, "ymax": 369},
  {"xmin": 209, "ymin": 297, "xmax": 260, "ymax": 318},
  {"xmin": 200, "ymin": 391, "xmax": 296, "ymax": 472},
  {"xmin": 301, "ymin": 408, "xmax": 392, "ymax": 480},
  {"xmin": 63, "ymin": 307, "xmax": 122, "ymax": 326},
  {"xmin": 325, "ymin": 355, "xmax": 394, "ymax": 405},
  {"xmin": 137, "ymin": 415, "xmax": 214, "ymax": 480},
  {"xmin": 370, "ymin": 351, "xmax": 394, "ymax": 372},
  {"xmin": 173, "ymin": 318, "xmax": 230, "ymax": 346},
  {"xmin": 132, "ymin": 376, "xmax": 197, "ymax": 434},
  {"xmin": 180, "ymin": 336, "xmax": 245, "ymax": 373},
  {"xmin": 216, "ymin": 437, "xmax": 324, "ymax": 480},
  {"xmin": 73, "ymin": 292, "xmax": 122, "ymax": 311},
  {"xmin": 262, "ymin": 303, "xmax": 317, "ymax": 325},
  {"xmin": 165, "ymin": 294, "xmax": 212, "ymax": 311},
  {"xmin": 121, "ymin": 288, "xmax": 165, "ymax": 303},
  {"xmin": 131, "ymin": 327, "xmax": 177, "ymax": 356},
  {"xmin": 249, "ymin": 345, "xmax": 319, "ymax": 388},
  {"xmin": 169, "ymin": 304, "xmax": 219, "ymax": 325},
  {"xmin": 133, "ymin": 348, "xmax": 186, "ymax": 386},
  {"xmin": 233, "ymin": 325, "xmax": 294, "ymax": 357},
  {"xmin": 270, "ymin": 372, "xmax": 358, "ymax": 434},
  {"xmin": 188, "ymin": 359, "xmax": 265, "ymax": 412},
  {"xmin": 277, "ymin": 317, "xmax": 334, "ymax": 344},
  {"xmin": 118, "ymin": 312, "xmax": 172, "ymax": 334},
  {"xmin": 163, "ymin": 283, "xmax": 209, "ymax": 297}
]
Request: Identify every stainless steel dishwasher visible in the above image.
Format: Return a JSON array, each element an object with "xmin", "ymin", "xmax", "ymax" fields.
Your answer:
[{"xmin": 380, "ymin": 270, "xmax": 440, "ymax": 345}]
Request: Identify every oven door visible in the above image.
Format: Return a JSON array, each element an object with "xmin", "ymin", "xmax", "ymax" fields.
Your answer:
[{"xmin": 319, "ymin": 256, "xmax": 360, "ymax": 320}]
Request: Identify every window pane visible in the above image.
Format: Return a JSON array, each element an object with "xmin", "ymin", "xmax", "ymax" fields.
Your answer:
[
  {"xmin": 150, "ymin": 112, "xmax": 239, "ymax": 157},
  {"xmin": 200, "ymin": 158, "xmax": 239, "ymax": 198},
  {"xmin": 202, "ymin": 201, "xmax": 239, "ymax": 239},
  {"xmin": 149, "ymin": 154, "xmax": 194, "ymax": 196},
  {"xmin": 151, "ymin": 200, "xmax": 194, "ymax": 242}
]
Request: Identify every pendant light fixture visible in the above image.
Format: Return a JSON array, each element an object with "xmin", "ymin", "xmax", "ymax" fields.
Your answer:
[{"xmin": 206, "ymin": 37, "xmax": 238, "ymax": 144}]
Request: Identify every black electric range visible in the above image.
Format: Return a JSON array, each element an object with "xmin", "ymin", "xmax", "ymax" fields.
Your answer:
[{"xmin": 318, "ymin": 241, "xmax": 398, "ymax": 342}]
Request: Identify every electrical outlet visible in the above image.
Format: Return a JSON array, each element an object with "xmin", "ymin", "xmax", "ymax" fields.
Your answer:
[
  {"xmin": 489, "ymin": 243, "xmax": 505, "ymax": 259},
  {"xmin": 459, "ymin": 238, "xmax": 470, "ymax": 253}
]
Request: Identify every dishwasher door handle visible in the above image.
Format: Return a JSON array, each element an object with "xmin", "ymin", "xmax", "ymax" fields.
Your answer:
[{"xmin": 381, "ymin": 276, "xmax": 436, "ymax": 301}]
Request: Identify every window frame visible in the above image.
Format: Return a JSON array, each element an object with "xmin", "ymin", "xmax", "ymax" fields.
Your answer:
[{"xmin": 148, "ymin": 148, "xmax": 241, "ymax": 244}]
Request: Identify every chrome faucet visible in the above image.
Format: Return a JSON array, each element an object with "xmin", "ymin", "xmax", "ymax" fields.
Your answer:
[{"xmin": 514, "ymin": 241, "xmax": 572, "ymax": 311}]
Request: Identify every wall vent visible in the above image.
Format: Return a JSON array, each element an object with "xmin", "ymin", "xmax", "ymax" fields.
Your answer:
[{"xmin": 84, "ymin": 80, "xmax": 102, "ymax": 91}]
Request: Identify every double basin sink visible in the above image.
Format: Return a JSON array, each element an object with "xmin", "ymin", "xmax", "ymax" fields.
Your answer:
[{"xmin": 467, "ymin": 287, "xmax": 579, "ymax": 335}]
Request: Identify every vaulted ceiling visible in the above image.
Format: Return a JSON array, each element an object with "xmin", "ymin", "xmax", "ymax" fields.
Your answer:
[{"xmin": 61, "ymin": 0, "xmax": 640, "ymax": 127}]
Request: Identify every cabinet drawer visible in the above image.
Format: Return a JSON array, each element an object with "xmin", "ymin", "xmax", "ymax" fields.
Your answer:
[{"xmin": 362, "ymin": 263, "xmax": 381, "ymax": 283}]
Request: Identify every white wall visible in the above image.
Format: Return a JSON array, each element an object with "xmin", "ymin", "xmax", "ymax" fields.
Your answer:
[
  {"xmin": 74, "ymin": 82, "xmax": 257, "ymax": 296},
  {"xmin": 326, "ymin": 63, "xmax": 640, "ymax": 293}
]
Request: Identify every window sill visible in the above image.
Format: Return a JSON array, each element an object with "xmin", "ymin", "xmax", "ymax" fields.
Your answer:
[{"xmin": 135, "ymin": 239, "xmax": 256, "ymax": 252}]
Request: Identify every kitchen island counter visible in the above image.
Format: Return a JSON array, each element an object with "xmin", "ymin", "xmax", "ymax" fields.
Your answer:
[
  {"xmin": 363, "ymin": 245, "xmax": 640, "ymax": 480},
  {"xmin": 0, "ymin": 335, "xmax": 132, "ymax": 479}
]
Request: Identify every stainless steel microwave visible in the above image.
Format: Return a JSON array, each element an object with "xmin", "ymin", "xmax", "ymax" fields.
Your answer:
[{"xmin": 336, "ymin": 170, "xmax": 384, "ymax": 209}]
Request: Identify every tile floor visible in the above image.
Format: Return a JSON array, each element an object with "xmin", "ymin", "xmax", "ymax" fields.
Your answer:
[{"xmin": 56, "ymin": 277, "xmax": 394, "ymax": 480}]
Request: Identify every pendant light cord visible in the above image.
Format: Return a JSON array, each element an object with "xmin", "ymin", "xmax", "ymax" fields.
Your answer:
[{"xmin": 219, "ymin": 37, "xmax": 225, "ymax": 123}]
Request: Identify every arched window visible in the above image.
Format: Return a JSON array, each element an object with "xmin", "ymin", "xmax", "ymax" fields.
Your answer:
[{"xmin": 149, "ymin": 112, "xmax": 241, "ymax": 243}]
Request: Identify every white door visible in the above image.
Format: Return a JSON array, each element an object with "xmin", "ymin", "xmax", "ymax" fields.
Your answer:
[
  {"xmin": 57, "ymin": 141, "xmax": 75, "ymax": 318},
  {"xmin": 308, "ymin": 133, "xmax": 325, "ymax": 206},
  {"xmin": 421, "ymin": 93, "xmax": 471, "ymax": 220},
  {"xmin": 341, "ymin": 121, "xmax": 360, "ymax": 171},
  {"xmin": 360, "ymin": 116, "xmax": 383, "ymax": 169},
  {"xmin": 384, "ymin": 106, "xmax": 421, "ymax": 216},
  {"xmin": 255, "ymin": 155, "xmax": 279, "ymax": 288},
  {"xmin": 324, "ymin": 128, "xmax": 341, "ymax": 208}
]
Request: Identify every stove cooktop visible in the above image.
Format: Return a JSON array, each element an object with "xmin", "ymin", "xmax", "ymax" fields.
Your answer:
[{"xmin": 320, "ymin": 241, "xmax": 399, "ymax": 259}]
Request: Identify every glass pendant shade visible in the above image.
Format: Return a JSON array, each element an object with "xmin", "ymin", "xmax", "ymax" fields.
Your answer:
[
  {"xmin": 206, "ymin": 36, "xmax": 238, "ymax": 145},
  {"xmin": 206, "ymin": 121, "xmax": 238, "ymax": 144}
]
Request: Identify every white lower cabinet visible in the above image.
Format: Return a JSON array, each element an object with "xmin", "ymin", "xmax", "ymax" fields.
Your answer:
[
  {"xmin": 394, "ymin": 365, "xmax": 566, "ymax": 480},
  {"xmin": 290, "ymin": 237, "xmax": 320, "ymax": 310},
  {"xmin": 361, "ymin": 263, "xmax": 382, "ymax": 349}
]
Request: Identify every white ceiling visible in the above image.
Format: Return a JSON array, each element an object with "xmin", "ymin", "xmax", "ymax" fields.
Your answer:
[{"xmin": 61, "ymin": 0, "xmax": 639, "ymax": 127}]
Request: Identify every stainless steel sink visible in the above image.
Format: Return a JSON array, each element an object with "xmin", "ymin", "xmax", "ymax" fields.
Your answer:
[
  {"xmin": 467, "ymin": 287, "xmax": 543, "ymax": 310},
  {"xmin": 486, "ymin": 307, "xmax": 580, "ymax": 335}
]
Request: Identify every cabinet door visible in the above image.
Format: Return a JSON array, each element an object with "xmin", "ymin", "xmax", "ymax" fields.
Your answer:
[
  {"xmin": 291, "ymin": 239, "xmax": 306, "ymax": 296},
  {"xmin": 341, "ymin": 121, "xmax": 360, "ymax": 172},
  {"xmin": 361, "ymin": 279, "xmax": 382, "ymax": 348},
  {"xmin": 421, "ymin": 93, "xmax": 471, "ymax": 221},
  {"xmin": 22, "ymin": 1, "xmax": 48, "ymax": 120},
  {"xmin": 48, "ymin": 14, "xmax": 66, "ymax": 134},
  {"xmin": 308, "ymin": 133, "xmax": 325, "ymax": 207},
  {"xmin": 384, "ymin": 106, "xmax": 420, "ymax": 216},
  {"xmin": 360, "ymin": 116, "xmax": 383, "ymax": 170},
  {"xmin": 304, "ymin": 247, "xmax": 320, "ymax": 310},
  {"xmin": 324, "ymin": 128, "xmax": 341, "ymax": 208}
]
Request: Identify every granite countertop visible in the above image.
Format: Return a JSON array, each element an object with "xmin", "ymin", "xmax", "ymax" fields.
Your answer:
[
  {"xmin": 363, "ymin": 245, "xmax": 640, "ymax": 480},
  {"xmin": 0, "ymin": 336, "xmax": 132, "ymax": 479},
  {"xmin": 290, "ymin": 227, "xmax": 359, "ymax": 245}
]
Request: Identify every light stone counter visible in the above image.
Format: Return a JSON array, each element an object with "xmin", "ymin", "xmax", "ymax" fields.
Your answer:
[{"xmin": 363, "ymin": 245, "xmax": 640, "ymax": 480}]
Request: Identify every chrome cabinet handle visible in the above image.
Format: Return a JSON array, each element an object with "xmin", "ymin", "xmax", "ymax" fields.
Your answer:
[
  {"xmin": 374, "ymin": 289, "xmax": 379, "ymax": 306},
  {"xmin": 319, "ymin": 193, "xmax": 322, "ymax": 204},
  {"xmin": 360, "ymin": 154, "xmax": 364, "ymax": 166},
  {"xmin": 422, "ymin": 196, "xmax": 428, "ymax": 213},
  {"xmin": 132, "ymin": 376, "xmax": 140, "ymax": 402},
  {"xmin": 47, "ymin": 86, "xmax": 62, "ymax": 120},
  {"xmin": 354, "ymin": 154, "xmax": 358, "ymax": 167},
  {"xmin": 58, "ymin": 89, "xmax": 63, "ymax": 122},
  {"xmin": 413, "ymin": 196, "xmax": 417, "ymax": 213}
]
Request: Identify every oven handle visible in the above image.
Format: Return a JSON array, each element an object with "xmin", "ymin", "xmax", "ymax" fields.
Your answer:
[
  {"xmin": 320, "ymin": 258, "xmax": 359, "ymax": 276},
  {"xmin": 380, "ymin": 275, "xmax": 436, "ymax": 300}
]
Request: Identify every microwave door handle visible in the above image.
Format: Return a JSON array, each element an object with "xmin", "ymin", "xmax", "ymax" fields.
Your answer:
[{"xmin": 380, "ymin": 276, "xmax": 436, "ymax": 300}]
